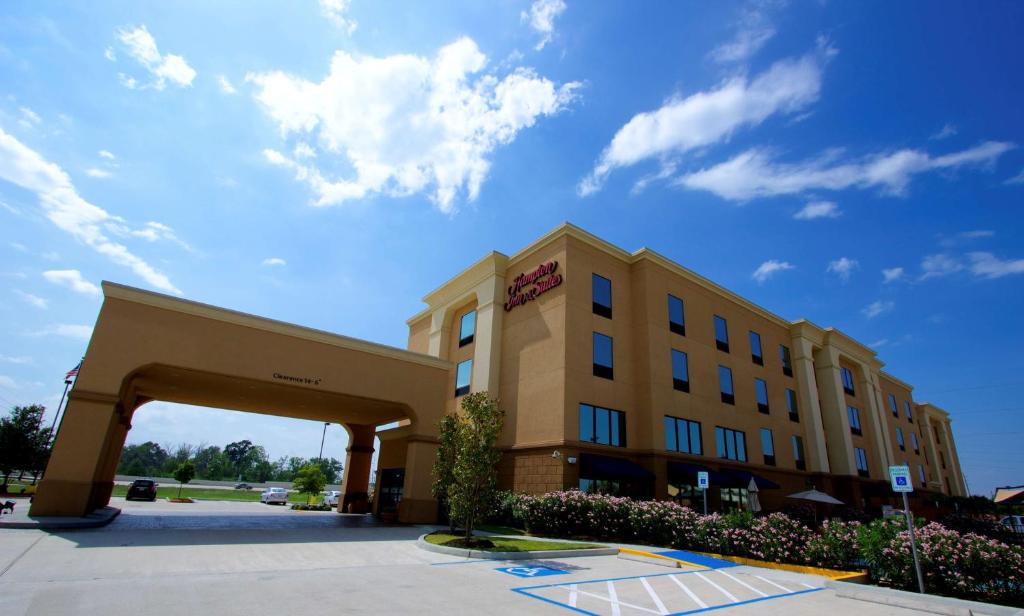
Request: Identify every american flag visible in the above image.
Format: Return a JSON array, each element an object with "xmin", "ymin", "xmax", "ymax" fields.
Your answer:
[{"xmin": 65, "ymin": 361, "xmax": 82, "ymax": 381}]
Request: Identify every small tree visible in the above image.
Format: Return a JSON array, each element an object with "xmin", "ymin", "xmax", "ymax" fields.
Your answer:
[
  {"xmin": 0, "ymin": 405, "xmax": 50, "ymax": 491},
  {"xmin": 444, "ymin": 392, "xmax": 504, "ymax": 542},
  {"xmin": 432, "ymin": 414, "xmax": 459, "ymax": 531},
  {"xmin": 293, "ymin": 463, "xmax": 327, "ymax": 504},
  {"xmin": 172, "ymin": 460, "xmax": 195, "ymax": 498}
]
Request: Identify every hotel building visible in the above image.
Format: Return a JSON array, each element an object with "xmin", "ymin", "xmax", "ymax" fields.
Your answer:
[{"xmin": 396, "ymin": 223, "xmax": 966, "ymax": 513}]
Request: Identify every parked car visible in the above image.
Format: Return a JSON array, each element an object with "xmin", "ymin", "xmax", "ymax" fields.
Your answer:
[
  {"xmin": 234, "ymin": 483, "xmax": 252, "ymax": 490},
  {"xmin": 1000, "ymin": 515, "xmax": 1024, "ymax": 534},
  {"xmin": 323, "ymin": 491, "xmax": 341, "ymax": 507},
  {"xmin": 126, "ymin": 479, "xmax": 158, "ymax": 501},
  {"xmin": 260, "ymin": 487, "xmax": 289, "ymax": 505}
]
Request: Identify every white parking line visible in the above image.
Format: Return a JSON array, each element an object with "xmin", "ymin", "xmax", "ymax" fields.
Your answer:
[
  {"xmin": 639, "ymin": 577, "xmax": 668, "ymax": 615},
  {"xmin": 799, "ymin": 582, "xmax": 816, "ymax": 589},
  {"xmin": 755, "ymin": 575, "xmax": 793, "ymax": 593},
  {"xmin": 668, "ymin": 574, "xmax": 707, "ymax": 608},
  {"xmin": 569, "ymin": 584, "xmax": 578, "ymax": 608},
  {"xmin": 562, "ymin": 584, "xmax": 660, "ymax": 615},
  {"xmin": 717, "ymin": 569, "xmax": 768, "ymax": 597},
  {"xmin": 696, "ymin": 572, "xmax": 739, "ymax": 603}
]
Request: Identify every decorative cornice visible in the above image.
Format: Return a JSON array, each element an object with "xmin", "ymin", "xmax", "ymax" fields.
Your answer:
[{"xmin": 67, "ymin": 389, "xmax": 120, "ymax": 405}]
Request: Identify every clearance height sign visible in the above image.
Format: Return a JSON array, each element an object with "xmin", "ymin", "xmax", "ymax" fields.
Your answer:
[{"xmin": 504, "ymin": 261, "xmax": 563, "ymax": 312}]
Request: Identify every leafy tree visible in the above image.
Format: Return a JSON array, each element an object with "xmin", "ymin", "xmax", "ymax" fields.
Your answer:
[
  {"xmin": 0, "ymin": 405, "xmax": 50, "ymax": 490},
  {"xmin": 172, "ymin": 460, "xmax": 195, "ymax": 498},
  {"xmin": 432, "ymin": 414, "xmax": 459, "ymax": 532},
  {"xmin": 293, "ymin": 463, "xmax": 327, "ymax": 503},
  {"xmin": 117, "ymin": 441, "xmax": 169, "ymax": 477},
  {"xmin": 193, "ymin": 445, "xmax": 228, "ymax": 480},
  {"xmin": 443, "ymin": 393, "xmax": 504, "ymax": 541},
  {"xmin": 224, "ymin": 439, "xmax": 254, "ymax": 479},
  {"xmin": 311, "ymin": 457, "xmax": 343, "ymax": 483}
]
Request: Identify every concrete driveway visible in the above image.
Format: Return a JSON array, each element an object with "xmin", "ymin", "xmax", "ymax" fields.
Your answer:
[{"xmin": 0, "ymin": 498, "xmax": 935, "ymax": 615}]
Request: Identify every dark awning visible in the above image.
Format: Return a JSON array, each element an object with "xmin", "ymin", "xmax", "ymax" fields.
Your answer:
[
  {"xmin": 579, "ymin": 453, "xmax": 655, "ymax": 480},
  {"xmin": 667, "ymin": 461, "xmax": 725, "ymax": 485},
  {"xmin": 719, "ymin": 468, "xmax": 781, "ymax": 490}
]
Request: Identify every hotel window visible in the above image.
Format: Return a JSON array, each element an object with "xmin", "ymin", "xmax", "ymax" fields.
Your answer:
[
  {"xmin": 668, "ymin": 294, "xmax": 686, "ymax": 336},
  {"xmin": 855, "ymin": 447, "xmax": 869, "ymax": 477},
  {"xmin": 458, "ymin": 310, "xmax": 476, "ymax": 347},
  {"xmin": 911, "ymin": 432, "xmax": 920, "ymax": 454},
  {"xmin": 749, "ymin": 331, "xmax": 763, "ymax": 365},
  {"xmin": 592, "ymin": 274, "xmax": 612, "ymax": 319},
  {"xmin": 939, "ymin": 451, "xmax": 946, "ymax": 469},
  {"xmin": 714, "ymin": 315, "xmax": 730, "ymax": 352},
  {"xmin": 888, "ymin": 394, "xmax": 898, "ymax": 417},
  {"xmin": 579, "ymin": 478, "xmax": 623, "ymax": 495},
  {"xmin": 755, "ymin": 378, "xmax": 769, "ymax": 414},
  {"xmin": 848, "ymin": 405, "xmax": 862, "ymax": 436},
  {"xmin": 786, "ymin": 388, "xmax": 799, "ymax": 422},
  {"xmin": 454, "ymin": 359, "xmax": 472, "ymax": 397},
  {"xmin": 896, "ymin": 427, "xmax": 906, "ymax": 451},
  {"xmin": 779, "ymin": 344, "xmax": 793, "ymax": 377},
  {"xmin": 664, "ymin": 416, "xmax": 702, "ymax": 455},
  {"xmin": 904, "ymin": 401, "xmax": 913, "ymax": 423},
  {"xmin": 671, "ymin": 349, "xmax": 690, "ymax": 392},
  {"xmin": 841, "ymin": 367, "xmax": 855, "ymax": 396},
  {"xmin": 918, "ymin": 464, "xmax": 927, "ymax": 487},
  {"xmin": 579, "ymin": 404, "xmax": 625, "ymax": 447},
  {"xmin": 715, "ymin": 427, "xmax": 747, "ymax": 462},
  {"xmin": 593, "ymin": 332, "xmax": 614, "ymax": 380},
  {"xmin": 792, "ymin": 436, "xmax": 806, "ymax": 471},
  {"xmin": 719, "ymin": 365, "xmax": 735, "ymax": 405},
  {"xmin": 720, "ymin": 487, "xmax": 748, "ymax": 513},
  {"xmin": 760, "ymin": 428, "xmax": 775, "ymax": 466}
]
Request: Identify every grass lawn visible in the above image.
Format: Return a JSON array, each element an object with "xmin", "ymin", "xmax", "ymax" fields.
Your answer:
[
  {"xmin": 425, "ymin": 532, "xmax": 601, "ymax": 552},
  {"xmin": 111, "ymin": 484, "xmax": 318, "ymax": 504},
  {"xmin": 476, "ymin": 524, "xmax": 527, "ymax": 536}
]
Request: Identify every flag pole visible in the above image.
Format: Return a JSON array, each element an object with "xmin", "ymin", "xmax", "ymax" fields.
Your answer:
[{"xmin": 48, "ymin": 379, "xmax": 72, "ymax": 442}]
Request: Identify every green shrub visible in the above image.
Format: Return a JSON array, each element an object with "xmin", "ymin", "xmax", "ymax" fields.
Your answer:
[{"xmin": 806, "ymin": 519, "xmax": 862, "ymax": 569}]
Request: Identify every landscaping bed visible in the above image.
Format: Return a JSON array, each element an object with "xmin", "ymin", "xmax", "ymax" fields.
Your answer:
[{"xmin": 425, "ymin": 531, "xmax": 599, "ymax": 552}]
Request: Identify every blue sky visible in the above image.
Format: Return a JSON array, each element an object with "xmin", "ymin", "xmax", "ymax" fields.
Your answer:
[{"xmin": 1, "ymin": 1, "xmax": 1022, "ymax": 494}]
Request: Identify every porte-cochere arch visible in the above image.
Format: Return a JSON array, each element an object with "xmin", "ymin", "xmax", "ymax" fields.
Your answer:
[{"xmin": 32, "ymin": 282, "xmax": 450, "ymax": 523}]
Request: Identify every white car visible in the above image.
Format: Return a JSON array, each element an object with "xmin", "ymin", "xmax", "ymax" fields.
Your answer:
[
  {"xmin": 323, "ymin": 491, "xmax": 341, "ymax": 507},
  {"xmin": 260, "ymin": 487, "xmax": 289, "ymax": 505},
  {"xmin": 1000, "ymin": 515, "xmax": 1024, "ymax": 534}
]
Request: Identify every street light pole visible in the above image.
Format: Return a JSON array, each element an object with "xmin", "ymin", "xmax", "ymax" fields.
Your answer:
[{"xmin": 318, "ymin": 422, "xmax": 329, "ymax": 460}]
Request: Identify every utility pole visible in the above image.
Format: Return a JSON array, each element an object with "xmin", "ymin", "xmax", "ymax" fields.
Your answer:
[{"xmin": 318, "ymin": 422, "xmax": 330, "ymax": 460}]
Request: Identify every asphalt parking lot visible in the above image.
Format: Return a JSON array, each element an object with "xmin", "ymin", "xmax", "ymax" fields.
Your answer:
[{"xmin": 0, "ymin": 498, "xmax": 934, "ymax": 615}]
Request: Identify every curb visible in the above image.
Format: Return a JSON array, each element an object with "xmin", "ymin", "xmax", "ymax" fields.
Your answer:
[
  {"xmin": 827, "ymin": 580, "xmax": 1023, "ymax": 616},
  {"xmin": 417, "ymin": 534, "xmax": 618, "ymax": 560},
  {"xmin": 0, "ymin": 506, "xmax": 121, "ymax": 530}
]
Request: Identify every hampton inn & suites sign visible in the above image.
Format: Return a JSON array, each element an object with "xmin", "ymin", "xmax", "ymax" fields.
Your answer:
[{"xmin": 504, "ymin": 261, "xmax": 563, "ymax": 311}]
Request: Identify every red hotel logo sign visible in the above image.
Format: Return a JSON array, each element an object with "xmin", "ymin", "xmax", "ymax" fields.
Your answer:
[{"xmin": 504, "ymin": 261, "xmax": 563, "ymax": 311}]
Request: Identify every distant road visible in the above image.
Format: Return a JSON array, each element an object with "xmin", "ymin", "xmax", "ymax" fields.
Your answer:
[{"xmin": 114, "ymin": 475, "xmax": 342, "ymax": 491}]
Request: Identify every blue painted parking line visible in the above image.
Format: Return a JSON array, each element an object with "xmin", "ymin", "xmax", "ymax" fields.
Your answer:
[
  {"xmin": 512, "ymin": 567, "xmax": 823, "ymax": 616},
  {"xmin": 653, "ymin": 550, "xmax": 738, "ymax": 569}
]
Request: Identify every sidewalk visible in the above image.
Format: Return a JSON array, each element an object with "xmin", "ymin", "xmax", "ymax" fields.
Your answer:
[{"xmin": 0, "ymin": 497, "xmax": 120, "ymax": 529}]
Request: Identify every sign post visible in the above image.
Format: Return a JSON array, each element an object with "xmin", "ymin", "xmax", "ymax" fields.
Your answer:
[
  {"xmin": 889, "ymin": 465, "xmax": 924, "ymax": 594},
  {"xmin": 697, "ymin": 471, "xmax": 709, "ymax": 515}
]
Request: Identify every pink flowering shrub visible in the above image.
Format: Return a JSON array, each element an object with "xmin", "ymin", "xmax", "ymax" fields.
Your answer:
[
  {"xmin": 805, "ymin": 519, "xmax": 861, "ymax": 569},
  {"xmin": 746, "ymin": 513, "xmax": 814, "ymax": 564}
]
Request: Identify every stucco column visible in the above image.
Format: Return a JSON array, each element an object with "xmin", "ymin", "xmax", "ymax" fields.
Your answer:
[
  {"xmin": 940, "ymin": 421, "xmax": 965, "ymax": 496},
  {"xmin": 858, "ymin": 364, "xmax": 893, "ymax": 473},
  {"xmin": 791, "ymin": 338, "xmax": 830, "ymax": 473},
  {"xmin": 399, "ymin": 439, "xmax": 439, "ymax": 523},
  {"xmin": 31, "ymin": 393, "xmax": 128, "ymax": 516},
  {"xmin": 471, "ymin": 299, "xmax": 503, "ymax": 397},
  {"xmin": 813, "ymin": 345, "xmax": 856, "ymax": 475},
  {"xmin": 920, "ymin": 414, "xmax": 944, "ymax": 490},
  {"xmin": 427, "ymin": 308, "xmax": 450, "ymax": 359},
  {"xmin": 340, "ymin": 424, "xmax": 375, "ymax": 513}
]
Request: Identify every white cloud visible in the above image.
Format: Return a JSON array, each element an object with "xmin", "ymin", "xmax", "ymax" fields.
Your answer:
[
  {"xmin": 43, "ymin": 269, "xmax": 101, "ymax": 296},
  {"xmin": 29, "ymin": 324, "xmax": 93, "ymax": 340},
  {"xmin": 868, "ymin": 338, "xmax": 889, "ymax": 348},
  {"xmin": 959, "ymin": 229, "xmax": 994, "ymax": 240},
  {"xmin": 677, "ymin": 141, "xmax": 1015, "ymax": 201},
  {"xmin": 793, "ymin": 200, "xmax": 840, "ymax": 220},
  {"xmin": 98, "ymin": 150, "xmax": 116, "ymax": 160},
  {"xmin": 217, "ymin": 75, "xmax": 237, "ymax": 94},
  {"xmin": 14, "ymin": 290, "xmax": 48, "ymax": 309},
  {"xmin": 85, "ymin": 167, "xmax": 112, "ymax": 179},
  {"xmin": 521, "ymin": 0, "xmax": 567, "ymax": 51},
  {"xmin": 0, "ymin": 355, "xmax": 32, "ymax": 365},
  {"xmin": 248, "ymin": 37, "xmax": 580, "ymax": 213},
  {"xmin": 104, "ymin": 47, "xmax": 117, "ymax": 61},
  {"xmin": 116, "ymin": 25, "xmax": 196, "ymax": 90},
  {"xmin": 293, "ymin": 142, "xmax": 316, "ymax": 159},
  {"xmin": 579, "ymin": 45, "xmax": 830, "ymax": 196},
  {"xmin": 0, "ymin": 127, "xmax": 182, "ymax": 293},
  {"xmin": 262, "ymin": 257, "xmax": 287, "ymax": 267},
  {"xmin": 862, "ymin": 300, "xmax": 894, "ymax": 318},
  {"xmin": 968, "ymin": 252, "xmax": 1024, "ymax": 279},
  {"xmin": 18, "ymin": 107, "xmax": 41, "ymax": 129},
  {"xmin": 751, "ymin": 259, "xmax": 794, "ymax": 283},
  {"xmin": 0, "ymin": 375, "xmax": 18, "ymax": 390},
  {"xmin": 106, "ymin": 220, "xmax": 193, "ymax": 252},
  {"xmin": 319, "ymin": 0, "xmax": 357, "ymax": 34},
  {"xmin": 881, "ymin": 267, "xmax": 904, "ymax": 283},
  {"xmin": 827, "ymin": 257, "xmax": 858, "ymax": 281},
  {"xmin": 930, "ymin": 123, "xmax": 957, "ymax": 140},
  {"xmin": 709, "ymin": 3, "xmax": 777, "ymax": 64},
  {"xmin": 1004, "ymin": 168, "xmax": 1024, "ymax": 185},
  {"xmin": 919, "ymin": 253, "xmax": 963, "ymax": 280}
]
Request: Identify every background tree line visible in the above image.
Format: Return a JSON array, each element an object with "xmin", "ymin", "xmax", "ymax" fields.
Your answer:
[
  {"xmin": 117, "ymin": 439, "xmax": 344, "ymax": 483},
  {"xmin": 0, "ymin": 404, "xmax": 51, "ymax": 491}
]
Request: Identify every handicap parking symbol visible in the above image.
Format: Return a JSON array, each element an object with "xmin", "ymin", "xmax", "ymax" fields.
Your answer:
[{"xmin": 496, "ymin": 565, "xmax": 567, "ymax": 578}]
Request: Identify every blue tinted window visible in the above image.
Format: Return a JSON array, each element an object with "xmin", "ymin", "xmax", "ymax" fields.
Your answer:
[
  {"xmin": 749, "ymin": 331, "xmax": 763, "ymax": 360},
  {"xmin": 897, "ymin": 427, "xmax": 905, "ymax": 448},
  {"xmin": 715, "ymin": 426, "xmax": 746, "ymax": 461},
  {"xmin": 664, "ymin": 416, "xmax": 677, "ymax": 451},
  {"xmin": 889, "ymin": 394, "xmax": 898, "ymax": 416},
  {"xmin": 761, "ymin": 428, "xmax": 774, "ymax": 456},
  {"xmin": 855, "ymin": 448, "xmax": 869, "ymax": 472},
  {"xmin": 714, "ymin": 315, "xmax": 729, "ymax": 344},
  {"xmin": 904, "ymin": 401, "xmax": 913, "ymax": 421},
  {"xmin": 581, "ymin": 404, "xmax": 625, "ymax": 447},
  {"xmin": 455, "ymin": 359, "xmax": 472, "ymax": 396},
  {"xmin": 668, "ymin": 295, "xmax": 685, "ymax": 332},
  {"xmin": 792, "ymin": 436, "xmax": 804, "ymax": 461},
  {"xmin": 786, "ymin": 389, "xmax": 799, "ymax": 415},
  {"xmin": 593, "ymin": 332, "xmax": 613, "ymax": 367},
  {"xmin": 672, "ymin": 350, "xmax": 689, "ymax": 383},
  {"xmin": 755, "ymin": 379, "xmax": 769, "ymax": 404},
  {"xmin": 665, "ymin": 416, "xmax": 702, "ymax": 455},
  {"xmin": 595, "ymin": 406, "xmax": 610, "ymax": 444},
  {"xmin": 841, "ymin": 367, "xmax": 856, "ymax": 395},
  {"xmin": 592, "ymin": 274, "xmax": 612, "ymax": 317},
  {"xmin": 690, "ymin": 422, "xmax": 702, "ymax": 455},
  {"xmin": 580, "ymin": 404, "xmax": 594, "ymax": 443},
  {"xmin": 779, "ymin": 345, "xmax": 792, "ymax": 372},
  {"xmin": 848, "ymin": 406, "xmax": 861, "ymax": 432},
  {"xmin": 458, "ymin": 310, "xmax": 476, "ymax": 346},
  {"xmin": 911, "ymin": 432, "xmax": 919, "ymax": 451},
  {"xmin": 719, "ymin": 365, "xmax": 733, "ymax": 395}
]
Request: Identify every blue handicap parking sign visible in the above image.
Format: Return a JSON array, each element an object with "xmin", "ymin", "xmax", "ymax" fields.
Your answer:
[{"xmin": 496, "ymin": 565, "xmax": 567, "ymax": 578}]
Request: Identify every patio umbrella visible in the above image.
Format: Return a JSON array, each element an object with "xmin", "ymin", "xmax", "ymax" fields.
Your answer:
[
  {"xmin": 746, "ymin": 477, "xmax": 762, "ymax": 513},
  {"xmin": 786, "ymin": 489, "xmax": 844, "ymax": 505}
]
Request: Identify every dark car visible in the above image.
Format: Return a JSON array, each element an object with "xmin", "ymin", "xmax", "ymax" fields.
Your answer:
[
  {"xmin": 126, "ymin": 479, "xmax": 158, "ymax": 501},
  {"xmin": 234, "ymin": 483, "xmax": 252, "ymax": 490}
]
